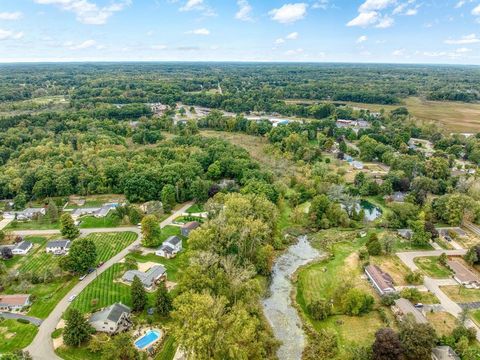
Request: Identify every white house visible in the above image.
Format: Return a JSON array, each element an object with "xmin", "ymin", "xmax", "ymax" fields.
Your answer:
[
  {"xmin": 89, "ymin": 303, "xmax": 132, "ymax": 334},
  {"xmin": 12, "ymin": 241, "xmax": 33, "ymax": 255},
  {"xmin": 46, "ymin": 240, "xmax": 71, "ymax": 255},
  {"xmin": 155, "ymin": 236, "xmax": 182, "ymax": 259},
  {"xmin": 3, "ymin": 207, "xmax": 46, "ymax": 220},
  {"xmin": 0, "ymin": 294, "xmax": 31, "ymax": 312}
]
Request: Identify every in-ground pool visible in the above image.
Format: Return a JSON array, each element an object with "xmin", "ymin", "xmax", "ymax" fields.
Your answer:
[{"xmin": 134, "ymin": 330, "xmax": 161, "ymax": 350}]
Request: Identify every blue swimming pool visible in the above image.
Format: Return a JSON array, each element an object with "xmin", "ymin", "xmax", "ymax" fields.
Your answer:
[{"xmin": 134, "ymin": 330, "xmax": 161, "ymax": 350}]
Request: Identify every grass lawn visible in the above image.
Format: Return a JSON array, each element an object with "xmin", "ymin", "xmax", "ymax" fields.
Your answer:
[
  {"xmin": 5, "ymin": 218, "xmax": 60, "ymax": 230},
  {"xmin": 440, "ymin": 285, "xmax": 480, "ymax": 303},
  {"xmin": 185, "ymin": 204, "xmax": 204, "ymax": 213},
  {"xmin": 426, "ymin": 312, "xmax": 458, "ymax": 337},
  {"xmin": 154, "ymin": 335, "xmax": 177, "ymax": 360},
  {"xmin": 414, "ymin": 257, "xmax": 453, "ymax": 278},
  {"xmin": 127, "ymin": 237, "xmax": 189, "ymax": 282},
  {"xmin": 173, "ymin": 215, "xmax": 204, "ymax": 224},
  {"xmin": 417, "ymin": 291, "xmax": 440, "ymax": 304},
  {"xmin": 70, "ymin": 264, "xmax": 132, "ymax": 313},
  {"xmin": 82, "ymin": 232, "xmax": 137, "ymax": 265},
  {"xmin": 28, "ymin": 277, "xmax": 78, "ymax": 318},
  {"xmin": 79, "ymin": 214, "xmax": 121, "ymax": 228},
  {"xmin": 55, "ymin": 345, "xmax": 103, "ymax": 360},
  {"xmin": 0, "ymin": 319, "xmax": 38, "ymax": 353},
  {"xmin": 472, "ymin": 310, "xmax": 480, "ymax": 327},
  {"xmin": 394, "ymin": 238, "xmax": 434, "ymax": 251}
]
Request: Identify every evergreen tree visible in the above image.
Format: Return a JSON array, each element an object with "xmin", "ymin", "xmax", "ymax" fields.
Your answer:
[
  {"xmin": 63, "ymin": 308, "xmax": 92, "ymax": 347},
  {"xmin": 60, "ymin": 213, "xmax": 80, "ymax": 239},
  {"xmin": 154, "ymin": 281, "xmax": 172, "ymax": 317},
  {"xmin": 46, "ymin": 199, "xmax": 59, "ymax": 224},
  {"xmin": 131, "ymin": 275, "xmax": 147, "ymax": 312}
]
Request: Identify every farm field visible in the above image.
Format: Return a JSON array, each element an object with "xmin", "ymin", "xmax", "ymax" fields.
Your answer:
[
  {"xmin": 414, "ymin": 257, "xmax": 453, "ymax": 278},
  {"xmin": 0, "ymin": 319, "xmax": 38, "ymax": 353}
]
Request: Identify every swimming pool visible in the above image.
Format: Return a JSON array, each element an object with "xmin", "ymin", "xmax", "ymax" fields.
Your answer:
[{"xmin": 134, "ymin": 330, "xmax": 161, "ymax": 350}]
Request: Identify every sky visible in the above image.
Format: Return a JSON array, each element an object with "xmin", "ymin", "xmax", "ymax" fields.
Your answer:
[{"xmin": 0, "ymin": 0, "xmax": 480, "ymax": 64}]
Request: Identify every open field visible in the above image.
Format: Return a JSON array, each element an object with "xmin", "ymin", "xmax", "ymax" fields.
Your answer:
[
  {"xmin": 426, "ymin": 312, "xmax": 458, "ymax": 337},
  {"xmin": 0, "ymin": 319, "xmax": 38, "ymax": 353},
  {"xmin": 5, "ymin": 218, "xmax": 60, "ymax": 231},
  {"xmin": 78, "ymin": 214, "xmax": 121, "ymax": 229},
  {"xmin": 440, "ymin": 285, "xmax": 480, "ymax": 303},
  {"xmin": 414, "ymin": 257, "xmax": 453, "ymax": 278}
]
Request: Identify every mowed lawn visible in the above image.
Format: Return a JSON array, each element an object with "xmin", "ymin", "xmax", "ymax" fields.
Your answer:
[
  {"xmin": 78, "ymin": 214, "xmax": 121, "ymax": 229},
  {"xmin": 414, "ymin": 257, "xmax": 453, "ymax": 278},
  {"xmin": 0, "ymin": 319, "xmax": 38, "ymax": 353},
  {"xmin": 82, "ymin": 232, "xmax": 137, "ymax": 264},
  {"xmin": 440, "ymin": 285, "xmax": 480, "ymax": 303},
  {"xmin": 70, "ymin": 264, "xmax": 131, "ymax": 313}
]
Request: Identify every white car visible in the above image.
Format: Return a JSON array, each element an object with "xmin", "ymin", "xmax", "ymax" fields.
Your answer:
[{"xmin": 68, "ymin": 294, "xmax": 77, "ymax": 302}]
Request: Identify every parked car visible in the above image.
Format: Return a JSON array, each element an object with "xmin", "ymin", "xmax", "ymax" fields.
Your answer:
[
  {"xmin": 79, "ymin": 274, "xmax": 87, "ymax": 281},
  {"xmin": 68, "ymin": 294, "xmax": 77, "ymax": 302},
  {"xmin": 414, "ymin": 303, "xmax": 424, "ymax": 309}
]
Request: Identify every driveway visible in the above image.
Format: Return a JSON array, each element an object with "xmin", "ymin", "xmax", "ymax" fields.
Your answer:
[
  {"xmin": 25, "ymin": 202, "xmax": 193, "ymax": 360},
  {"xmin": 0, "ymin": 217, "xmax": 12, "ymax": 230},
  {"xmin": 0, "ymin": 312, "xmax": 42, "ymax": 326}
]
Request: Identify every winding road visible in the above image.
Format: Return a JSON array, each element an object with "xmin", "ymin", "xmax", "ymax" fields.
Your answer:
[{"xmin": 22, "ymin": 202, "xmax": 193, "ymax": 360}]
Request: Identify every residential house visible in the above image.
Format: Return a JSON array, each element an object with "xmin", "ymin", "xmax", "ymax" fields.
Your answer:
[
  {"xmin": 352, "ymin": 161, "xmax": 364, "ymax": 170},
  {"xmin": 155, "ymin": 236, "xmax": 183, "ymax": 259},
  {"xmin": 46, "ymin": 240, "xmax": 71, "ymax": 255},
  {"xmin": 89, "ymin": 303, "xmax": 132, "ymax": 334},
  {"xmin": 4, "ymin": 208, "xmax": 46, "ymax": 220},
  {"xmin": 392, "ymin": 298, "xmax": 427, "ymax": 324},
  {"xmin": 122, "ymin": 265, "xmax": 167, "ymax": 290},
  {"xmin": 181, "ymin": 221, "xmax": 200, "ymax": 237},
  {"xmin": 12, "ymin": 241, "xmax": 33, "ymax": 255},
  {"xmin": 71, "ymin": 203, "xmax": 118, "ymax": 220},
  {"xmin": 364, "ymin": 264, "xmax": 396, "ymax": 296},
  {"xmin": 447, "ymin": 258, "xmax": 480, "ymax": 289},
  {"xmin": 0, "ymin": 294, "xmax": 31, "ymax": 312},
  {"xmin": 432, "ymin": 346, "xmax": 460, "ymax": 360},
  {"xmin": 398, "ymin": 229, "xmax": 413, "ymax": 239}
]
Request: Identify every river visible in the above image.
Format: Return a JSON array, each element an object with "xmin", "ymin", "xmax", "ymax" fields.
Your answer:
[{"xmin": 262, "ymin": 236, "xmax": 322, "ymax": 360}]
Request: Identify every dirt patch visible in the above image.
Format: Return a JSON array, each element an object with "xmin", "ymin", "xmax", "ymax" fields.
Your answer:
[{"xmin": 137, "ymin": 261, "xmax": 161, "ymax": 273}]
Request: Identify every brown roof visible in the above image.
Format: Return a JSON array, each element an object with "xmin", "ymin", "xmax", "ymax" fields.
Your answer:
[
  {"xmin": 183, "ymin": 221, "xmax": 200, "ymax": 230},
  {"xmin": 0, "ymin": 294, "xmax": 30, "ymax": 306},
  {"xmin": 448, "ymin": 259, "xmax": 480, "ymax": 284},
  {"xmin": 365, "ymin": 264, "xmax": 395, "ymax": 293}
]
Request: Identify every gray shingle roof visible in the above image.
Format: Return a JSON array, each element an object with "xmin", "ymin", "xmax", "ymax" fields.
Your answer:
[
  {"xmin": 165, "ymin": 236, "xmax": 181, "ymax": 246},
  {"xmin": 46, "ymin": 240, "xmax": 71, "ymax": 249},
  {"xmin": 15, "ymin": 241, "xmax": 32, "ymax": 251},
  {"xmin": 122, "ymin": 265, "xmax": 166, "ymax": 287},
  {"xmin": 89, "ymin": 303, "xmax": 131, "ymax": 323}
]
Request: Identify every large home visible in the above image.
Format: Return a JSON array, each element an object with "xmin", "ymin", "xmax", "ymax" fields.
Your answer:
[
  {"xmin": 4, "ymin": 207, "xmax": 46, "ymax": 220},
  {"xmin": 392, "ymin": 298, "xmax": 427, "ymax": 324},
  {"xmin": 447, "ymin": 258, "xmax": 480, "ymax": 289},
  {"xmin": 12, "ymin": 241, "xmax": 33, "ymax": 255},
  {"xmin": 0, "ymin": 294, "xmax": 31, "ymax": 312},
  {"xmin": 181, "ymin": 221, "xmax": 200, "ymax": 237},
  {"xmin": 89, "ymin": 303, "xmax": 132, "ymax": 334},
  {"xmin": 71, "ymin": 203, "xmax": 118, "ymax": 220},
  {"xmin": 364, "ymin": 264, "xmax": 396, "ymax": 296},
  {"xmin": 432, "ymin": 346, "xmax": 460, "ymax": 360},
  {"xmin": 122, "ymin": 265, "xmax": 167, "ymax": 291},
  {"xmin": 155, "ymin": 236, "xmax": 183, "ymax": 259},
  {"xmin": 46, "ymin": 240, "xmax": 71, "ymax": 255}
]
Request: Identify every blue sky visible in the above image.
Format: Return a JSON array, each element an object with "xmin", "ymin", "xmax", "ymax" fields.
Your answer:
[{"xmin": 0, "ymin": 0, "xmax": 479, "ymax": 64}]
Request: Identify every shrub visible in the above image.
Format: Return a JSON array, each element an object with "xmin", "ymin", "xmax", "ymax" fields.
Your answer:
[
  {"xmin": 400, "ymin": 288, "xmax": 422, "ymax": 302},
  {"xmin": 16, "ymin": 318, "xmax": 30, "ymax": 324},
  {"xmin": 381, "ymin": 292, "xmax": 400, "ymax": 306},
  {"xmin": 405, "ymin": 270, "xmax": 423, "ymax": 285},
  {"xmin": 341, "ymin": 288, "xmax": 375, "ymax": 316},
  {"xmin": 308, "ymin": 299, "xmax": 332, "ymax": 321}
]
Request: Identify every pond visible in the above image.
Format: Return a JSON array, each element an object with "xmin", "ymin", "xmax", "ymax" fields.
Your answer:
[
  {"xmin": 359, "ymin": 200, "xmax": 382, "ymax": 221},
  {"xmin": 262, "ymin": 236, "xmax": 323, "ymax": 360}
]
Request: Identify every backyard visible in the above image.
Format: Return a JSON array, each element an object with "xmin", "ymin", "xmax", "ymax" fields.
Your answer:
[{"xmin": 0, "ymin": 319, "xmax": 38, "ymax": 353}]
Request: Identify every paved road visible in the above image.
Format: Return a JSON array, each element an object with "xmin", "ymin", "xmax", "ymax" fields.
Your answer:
[
  {"xmin": 396, "ymin": 248, "xmax": 480, "ymax": 342},
  {"xmin": 25, "ymin": 202, "xmax": 193, "ymax": 360},
  {"xmin": 0, "ymin": 217, "xmax": 12, "ymax": 230},
  {"xmin": 396, "ymin": 249, "xmax": 467, "ymax": 271},
  {"xmin": 0, "ymin": 312, "xmax": 43, "ymax": 326}
]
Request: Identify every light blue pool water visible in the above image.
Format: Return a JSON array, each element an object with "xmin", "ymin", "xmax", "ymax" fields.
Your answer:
[{"xmin": 134, "ymin": 330, "xmax": 161, "ymax": 349}]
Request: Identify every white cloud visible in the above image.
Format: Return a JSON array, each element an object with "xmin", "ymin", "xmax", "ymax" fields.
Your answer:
[
  {"xmin": 34, "ymin": 0, "xmax": 131, "ymax": 25},
  {"xmin": 455, "ymin": 1, "xmax": 466, "ymax": 8},
  {"xmin": 473, "ymin": 4, "xmax": 480, "ymax": 16},
  {"xmin": 285, "ymin": 48, "xmax": 304, "ymax": 55},
  {"xmin": 376, "ymin": 15, "xmax": 394, "ymax": 28},
  {"xmin": 151, "ymin": 44, "xmax": 167, "ymax": 50},
  {"xmin": 0, "ymin": 29, "xmax": 23, "ymax": 40},
  {"xmin": 186, "ymin": 28, "xmax": 210, "ymax": 35},
  {"xmin": 286, "ymin": 32, "xmax": 299, "ymax": 40},
  {"xmin": 312, "ymin": 0, "xmax": 329, "ymax": 9},
  {"xmin": 405, "ymin": 8, "xmax": 417, "ymax": 16},
  {"xmin": 235, "ymin": 0, "xmax": 252, "ymax": 21},
  {"xmin": 392, "ymin": 48, "xmax": 405, "ymax": 56},
  {"xmin": 347, "ymin": 11, "xmax": 379, "ymax": 27},
  {"xmin": 0, "ymin": 12, "xmax": 23, "ymax": 20},
  {"xmin": 357, "ymin": 35, "xmax": 368, "ymax": 43},
  {"xmin": 359, "ymin": 0, "xmax": 396, "ymax": 12},
  {"xmin": 275, "ymin": 38, "xmax": 285, "ymax": 44},
  {"xmin": 269, "ymin": 3, "xmax": 308, "ymax": 24},
  {"xmin": 180, "ymin": 0, "xmax": 203, "ymax": 11},
  {"xmin": 445, "ymin": 34, "xmax": 480, "ymax": 45},
  {"xmin": 65, "ymin": 39, "xmax": 98, "ymax": 50}
]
